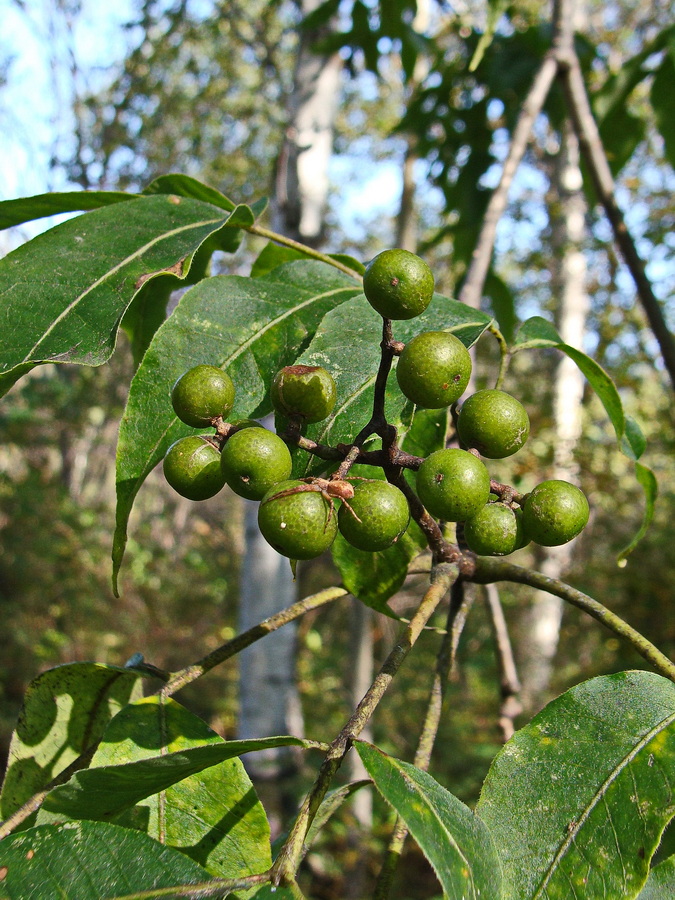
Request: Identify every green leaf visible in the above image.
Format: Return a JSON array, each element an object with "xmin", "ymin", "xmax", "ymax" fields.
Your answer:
[
  {"xmin": 293, "ymin": 292, "xmax": 492, "ymax": 479},
  {"xmin": 112, "ymin": 260, "xmax": 360, "ymax": 593},
  {"xmin": 0, "ymin": 190, "xmax": 134, "ymax": 230},
  {"xmin": 651, "ymin": 53, "xmax": 675, "ymax": 170},
  {"xmin": 0, "ymin": 194, "xmax": 249, "ymax": 397},
  {"xmin": 141, "ymin": 172, "xmax": 236, "ymax": 211},
  {"xmin": 250, "ymin": 242, "xmax": 365, "ymax": 279},
  {"xmin": 356, "ymin": 741, "xmax": 504, "ymax": 899},
  {"xmin": 485, "ymin": 272, "xmax": 517, "ymax": 345},
  {"xmin": 469, "ymin": 0, "xmax": 509, "ymax": 72},
  {"xmin": 0, "ymin": 663, "xmax": 141, "ymax": 821},
  {"xmin": 637, "ymin": 856, "xmax": 675, "ymax": 899},
  {"xmin": 35, "ymin": 697, "xmax": 311, "ymax": 880},
  {"xmin": 331, "ymin": 519, "xmax": 426, "ymax": 617},
  {"xmin": 476, "ymin": 671, "xmax": 675, "ymax": 900},
  {"xmin": 513, "ymin": 316, "xmax": 654, "ymax": 557},
  {"xmin": 0, "ymin": 820, "xmax": 212, "ymax": 899},
  {"xmin": 599, "ymin": 105, "xmax": 646, "ymax": 177}
]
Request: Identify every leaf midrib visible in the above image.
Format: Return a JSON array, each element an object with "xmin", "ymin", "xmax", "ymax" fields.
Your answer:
[{"xmin": 533, "ymin": 709, "xmax": 675, "ymax": 898}]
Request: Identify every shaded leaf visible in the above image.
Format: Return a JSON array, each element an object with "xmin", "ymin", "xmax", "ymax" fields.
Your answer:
[
  {"xmin": 141, "ymin": 172, "xmax": 236, "ymax": 211},
  {"xmin": 0, "ymin": 663, "xmax": 141, "ymax": 821},
  {"xmin": 469, "ymin": 0, "xmax": 509, "ymax": 72},
  {"xmin": 651, "ymin": 53, "xmax": 675, "ymax": 170},
  {"xmin": 637, "ymin": 856, "xmax": 675, "ymax": 899},
  {"xmin": 0, "ymin": 194, "xmax": 249, "ymax": 396},
  {"xmin": 112, "ymin": 260, "xmax": 360, "ymax": 592},
  {"xmin": 0, "ymin": 820, "xmax": 211, "ymax": 899},
  {"xmin": 0, "ymin": 190, "xmax": 133, "ymax": 230},
  {"xmin": 34, "ymin": 697, "xmax": 315, "ymax": 880},
  {"xmin": 476, "ymin": 671, "xmax": 675, "ymax": 900},
  {"xmin": 356, "ymin": 741, "xmax": 504, "ymax": 899}
]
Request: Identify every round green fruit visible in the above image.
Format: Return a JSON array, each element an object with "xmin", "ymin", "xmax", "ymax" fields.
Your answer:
[
  {"xmin": 271, "ymin": 365, "xmax": 337, "ymax": 423},
  {"xmin": 457, "ymin": 389, "xmax": 530, "ymax": 459},
  {"xmin": 416, "ymin": 449, "xmax": 490, "ymax": 522},
  {"xmin": 522, "ymin": 479, "xmax": 589, "ymax": 547},
  {"xmin": 163, "ymin": 436, "xmax": 226, "ymax": 501},
  {"xmin": 171, "ymin": 365, "xmax": 235, "ymax": 427},
  {"xmin": 464, "ymin": 502, "xmax": 525, "ymax": 556},
  {"xmin": 396, "ymin": 332, "xmax": 472, "ymax": 408},
  {"xmin": 220, "ymin": 427, "xmax": 292, "ymax": 500},
  {"xmin": 258, "ymin": 480, "xmax": 338, "ymax": 559},
  {"xmin": 363, "ymin": 249, "xmax": 435, "ymax": 320},
  {"xmin": 338, "ymin": 480, "xmax": 410, "ymax": 552}
]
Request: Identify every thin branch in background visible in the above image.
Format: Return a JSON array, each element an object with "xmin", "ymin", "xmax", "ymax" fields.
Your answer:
[
  {"xmin": 561, "ymin": 56, "xmax": 675, "ymax": 392},
  {"xmin": 457, "ymin": 53, "xmax": 559, "ymax": 311},
  {"xmin": 484, "ymin": 583, "xmax": 522, "ymax": 742},
  {"xmin": 160, "ymin": 586, "xmax": 348, "ymax": 697},
  {"xmin": 373, "ymin": 580, "xmax": 475, "ymax": 900},
  {"xmin": 271, "ymin": 562, "xmax": 459, "ymax": 886},
  {"xmin": 469, "ymin": 557, "xmax": 675, "ymax": 682}
]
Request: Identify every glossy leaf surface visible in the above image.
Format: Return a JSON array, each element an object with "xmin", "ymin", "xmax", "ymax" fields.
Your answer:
[
  {"xmin": 0, "ymin": 663, "xmax": 141, "ymax": 821},
  {"xmin": 356, "ymin": 741, "xmax": 503, "ymax": 899},
  {"xmin": 0, "ymin": 194, "xmax": 247, "ymax": 396},
  {"xmin": 0, "ymin": 820, "xmax": 211, "ymax": 899},
  {"xmin": 477, "ymin": 671, "xmax": 675, "ymax": 900}
]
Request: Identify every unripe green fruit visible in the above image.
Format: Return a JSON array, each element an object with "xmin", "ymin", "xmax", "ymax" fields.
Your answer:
[
  {"xmin": 258, "ymin": 479, "xmax": 338, "ymax": 559},
  {"xmin": 271, "ymin": 365, "xmax": 337, "ymax": 423},
  {"xmin": 163, "ymin": 436, "xmax": 226, "ymax": 501},
  {"xmin": 220, "ymin": 427, "xmax": 292, "ymax": 500},
  {"xmin": 457, "ymin": 389, "xmax": 530, "ymax": 459},
  {"xmin": 338, "ymin": 480, "xmax": 410, "ymax": 552},
  {"xmin": 171, "ymin": 365, "xmax": 235, "ymax": 427},
  {"xmin": 522, "ymin": 479, "xmax": 589, "ymax": 547},
  {"xmin": 363, "ymin": 248, "xmax": 435, "ymax": 320},
  {"xmin": 396, "ymin": 332, "xmax": 472, "ymax": 408},
  {"xmin": 464, "ymin": 502, "xmax": 525, "ymax": 556},
  {"xmin": 416, "ymin": 449, "xmax": 490, "ymax": 522}
]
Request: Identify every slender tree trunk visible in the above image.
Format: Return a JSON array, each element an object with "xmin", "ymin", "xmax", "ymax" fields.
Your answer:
[
  {"xmin": 519, "ymin": 115, "xmax": 589, "ymax": 712},
  {"xmin": 236, "ymin": 1, "xmax": 342, "ymax": 810}
]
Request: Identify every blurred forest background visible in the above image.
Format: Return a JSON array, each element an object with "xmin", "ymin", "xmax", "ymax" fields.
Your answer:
[{"xmin": 1, "ymin": 0, "xmax": 674, "ymax": 896}]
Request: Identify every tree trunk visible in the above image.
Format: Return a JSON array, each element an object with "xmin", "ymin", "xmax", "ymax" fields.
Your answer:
[
  {"xmin": 519, "ymin": 116, "xmax": 589, "ymax": 712},
  {"xmin": 236, "ymin": 1, "xmax": 342, "ymax": 809}
]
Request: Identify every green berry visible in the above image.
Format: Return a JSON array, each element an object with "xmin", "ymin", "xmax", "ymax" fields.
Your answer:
[
  {"xmin": 220, "ymin": 427, "xmax": 292, "ymax": 500},
  {"xmin": 363, "ymin": 249, "xmax": 435, "ymax": 320},
  {"xmin": 271, "ymin": 365, "xmax": 337, "ymax": 423},
  {"xmin": 522, "ymin": 480, "xmax": 589, "ymax": 547},
  {"xmin": 416, "ymin": 449, "xmax": 491, "ymax": 522},
  {"xmin": 258, "ymin": 479, "xmax": 338, "ymax": 559},
  {"xmin": 171, "ymin": 365, "xmax": 235, "ymax": 427},
  {"xmin": 457, "ymin": 389, "xmax": 530, "ymax": 459},
  {"xmin": 163, "ymin": 436, "xmax": 226, "ymax": 501},
  {"xmin": 338, "ymin": 480, "xmax": 410, "ymax": 552},
  {"xmin": 464, "ymin": 502, "xmax": 525, "ymax": 556},
  {"xmin": 396, "ymin": 332, "xmax": 472, "ymax": 408}
]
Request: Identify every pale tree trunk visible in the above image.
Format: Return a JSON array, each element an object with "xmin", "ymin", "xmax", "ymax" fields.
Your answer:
[
  {"xmin": 519, "ymin": 114, "xmax": 589, "ymax": 712},
  {"xmin": 236, "ymin": 0, "xmax": 342, "ymax": 818}
]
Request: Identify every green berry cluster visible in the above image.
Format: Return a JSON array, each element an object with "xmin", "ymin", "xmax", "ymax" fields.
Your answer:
[{"xmin": 162, "ymin": 249, "xmax": 590, "ymax": 563}]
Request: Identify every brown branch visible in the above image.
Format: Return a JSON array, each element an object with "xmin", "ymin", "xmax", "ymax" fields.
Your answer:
[
  {"xmin": 270, "ymin": 562, "xmax": 459, "ymax": 886},
  {"xmin": 561, "ymin": 56, "xmax": 675, "ymax": 391},
  {"xmin": 458, "ymin": 52, "xmax": 559, "ymax": 310}
]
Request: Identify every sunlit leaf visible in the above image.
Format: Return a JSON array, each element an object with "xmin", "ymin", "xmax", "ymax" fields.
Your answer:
[{"xmin": 477, "ymin": 671, "xmax": 675, "ymax": 899}]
